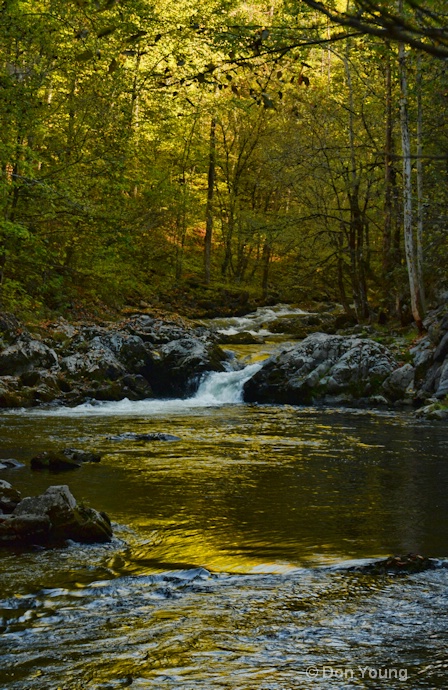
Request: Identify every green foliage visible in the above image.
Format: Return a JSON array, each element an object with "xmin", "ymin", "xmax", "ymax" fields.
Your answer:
[{"xmin": 0, "ymin": 0, "xmax": 446, "ymax": 320}]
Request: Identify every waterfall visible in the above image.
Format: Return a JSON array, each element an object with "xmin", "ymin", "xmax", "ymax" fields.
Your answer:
[
  {"xmin": 192, "ymin": 361, "xmax": 263, "ymax": 405},
  {"xmin": 14, "ymin": 361, "xmax": 264, "ymax": 417}
]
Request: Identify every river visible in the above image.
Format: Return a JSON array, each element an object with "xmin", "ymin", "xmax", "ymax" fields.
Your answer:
[{"xmin": 0, "ymin": 306, "xmax": 447, "ymax": 688}]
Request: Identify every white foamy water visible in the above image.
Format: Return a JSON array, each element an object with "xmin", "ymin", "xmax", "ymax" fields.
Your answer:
[
  {"xmin": 5, "ymin": 362, "xmax": 263, "ymax": 417},
  {"xmin": 207, "ymin": 304, "xmax": 310, "ymax": 336}
]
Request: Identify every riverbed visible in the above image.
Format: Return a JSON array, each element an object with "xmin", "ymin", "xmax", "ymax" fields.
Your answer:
[{"xmin": 0, "ymin": 307, "xmax": 447, "ymax": 688}]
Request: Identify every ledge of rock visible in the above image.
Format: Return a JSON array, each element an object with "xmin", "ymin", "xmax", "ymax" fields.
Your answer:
[{"xmin": 0, "ymin": 485, "xmax": 112, "ymax": 546}]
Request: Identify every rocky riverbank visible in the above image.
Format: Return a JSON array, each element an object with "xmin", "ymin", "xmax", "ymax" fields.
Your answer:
[
  {"xmin": 241, "ymin": 302, "xmax": 448, "ymax": 415},
  {"xmin": 0, "ymin": 303, "xmax": 447, "ymax": 417},
  {"xmin": 0, "ymin": 311, "xmax": 228, "ymax": 408}
]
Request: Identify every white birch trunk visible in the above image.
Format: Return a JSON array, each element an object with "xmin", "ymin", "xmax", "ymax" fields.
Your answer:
[{"xmin": 398, "ymin": 37, "xmax": 424, "ymax": 330}]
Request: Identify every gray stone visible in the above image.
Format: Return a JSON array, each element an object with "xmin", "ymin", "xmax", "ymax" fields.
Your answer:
[
  {"xmin": 61, "ymin": 343, "xmax": 126, "ymax": 381},
  {"xmin": 243, "ymin": 333, "xmax": 397, "ymax": 405},
  {"xmin": 434, "ymin": 331, "xmax": 448, "ymax": 363},
  {"xmin": 10, "ymin": 485, "xmax": 113, "ymax": 545},
  {"xmin": 143, "ymin": 336, "xmax": 228, "ymax": 396},
  {"xmin": 383, "ymin": 363, "xmax": 415, "ymax": 401},
  {"xmin": 0, "ymin": 337, "xmax": 58, "ymax": 376},
  {"xmin": 435, "ymin": 359, "xmax": 448, "ymax": 399},
  {"xmin": 0, "ymin": 480, "xmax": 22, "ymax": 513}
]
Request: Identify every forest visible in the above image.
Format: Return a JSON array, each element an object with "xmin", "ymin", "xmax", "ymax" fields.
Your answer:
[{"xmin": 1, "ymin": 0, "xmax": 447, "ymax": 323}]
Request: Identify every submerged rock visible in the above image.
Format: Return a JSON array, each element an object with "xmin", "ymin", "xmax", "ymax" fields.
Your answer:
[
  {"xmin": 31, "ymin": 448, "xmax": 102, "ymax": 471},
  {"xmin": 0, "ymin": 485, "xmax": 112, "ymax": 546},
  {"xmin": 108, "ymin": 432, "xmax": 181, "ymax": 442}
]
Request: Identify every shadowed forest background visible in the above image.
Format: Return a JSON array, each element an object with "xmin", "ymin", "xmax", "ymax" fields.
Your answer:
[{"xmin": 1, "ymin": 0, "xmax": 447, "ymax": 321}]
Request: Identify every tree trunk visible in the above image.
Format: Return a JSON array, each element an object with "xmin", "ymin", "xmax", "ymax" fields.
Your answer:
[
  {"xmin": 383, "ymin": 49, "xmax": 393, "ymax": 278},
  {"xmin": 398, "ymin": 36, "xmax": 425, "ymax": 331},
  {"xmin": 204, "ymin": 118, "xmax": 216, "ymax": 284},
  {"xmin": 416, "ymin": 54, "xmax": 426, "ymax": 311},
  {"xmin": 261, "ymin": 241, "xmax": 271, "ymax": 298}
]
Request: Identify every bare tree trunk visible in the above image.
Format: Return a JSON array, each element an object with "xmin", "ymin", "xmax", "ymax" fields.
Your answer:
[
  {"xmin": 416, "ymin": 54, "xmax": 426, "ymax": 311},
  {"xmin": 261, "ymin": 241, "xmax": 271, "ymax": 299},
  {"xmin": 344, "ymin": 43, "xmax": 369, "ymax": 321},
  {"xmin": 398, "ymin": 35, "xmax": 425, "ymax": 331},
  {"xmin": 204, "ymin": 118, "xmax": 216, "ymax": 284},
  {"xmin": 383, "ymin": 49, "xmax": 393, "ymax": 278}
]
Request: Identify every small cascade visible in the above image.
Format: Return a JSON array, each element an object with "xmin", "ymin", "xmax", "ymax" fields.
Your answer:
[
  {"xmin": 193, "ymin": 361, "xmax": 263, "ymax": 405},
  {"xmin": 16, "ymin": 361, "xmax": 264, "ymax": 416}
]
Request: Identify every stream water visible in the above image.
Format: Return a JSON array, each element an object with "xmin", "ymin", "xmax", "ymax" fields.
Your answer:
[{"xmin": 1, "ymin": 307, "xmax": 447, "ymax": 689}]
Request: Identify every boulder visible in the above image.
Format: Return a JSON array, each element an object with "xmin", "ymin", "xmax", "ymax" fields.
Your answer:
[
  {"xmin": 0, "ymin": 376, "xmax": 33, "ymax": 408},
  {"xmin": 0, "ymin": 337, "xmax": 58, "ymax": 376},
  {"xmin": 435, "ymin": 358, "xmax": 448, "ymax": 399},
  {"xmin": 0, "ymin": 485, "xmax": 112, "ymax": 545},
  {"xmin": 90, "ymin": 333, "xmax": 150, "ymax": 373},
  {"xmin": 31, "ymin": 448, "xmax": 102, "ymax": 471},
  {"xmin": 243, "ymin": 333, "xmax": 397, "ymax": 405},
  {"xmin": 382, "ymin": 363, "xmax": 415, "ymax": 402},
  {"xmin": 143, "ymin": 336, "xmax": 228, "ymax": 396},
  {"xmin": 60, "ymin": 342, "xmax": 126, "ymax": 382},
  {"xmin": 0, "ymin": 480, "xmax": 21, "ymax": 513},
  {"xmin": 126, "ymin": 315, "xmax": 192, "ymax": 345}
]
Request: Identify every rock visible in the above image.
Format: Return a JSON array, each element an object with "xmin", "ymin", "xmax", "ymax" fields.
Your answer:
[
  {"xmin": 243, "ymin": 333, "xmax": 397, "ymax": 405},
  {"xmin": 216, "ymin": 331, "xmax": 265, "ymax": 345},
  {"xmin": 0, "ymin": 480, "xmax": 22, "ymax": 513},
  {"xmin": 435, "ymin": 358, "xmax": 448, "ymax": 399},
  {"xmin": 108, "ymin": 432, "xmax": 181, "ymax": 442},
  {"xmin": 61, "ymin": 342, "xmax": 126, "ymax": 382},
  {"xmin": 434, "ymin": 331, "xmax": 448, "ymax": 363},
  {"xmin": 30, "ymin": 448, "xmax": 101, "ymax": 471},
  {"xmin": 0, "ymin": 376, "xmax": 34, "ymax": 408},
  {"xmin": 126, "ymin": 315, "xmax": 192, "ymax": 345},
  {"xmin": 121, "ymin": 374, "xmax": 153, "ymax": 398},
  {"xmin": 410, "ymin": 336, "xmax": 434, "ymax": 381},
  {"xmin": 269, "ymin": 312, "xmax": 338, "ymax": 338},
  {"xmin": 0, "ymin": 458, "xmax": 24, "ymax": 470},
  {"xmin": 143, "ymin": 336, "xmax": 228, "ymax": 396},
  {"xmin": 0, "ymin": 485, "xmax": 113, "ymax": 545},
  {"xmin": 0, "ymin": 513, "xmax": 51, "ymax": 544},
  {"xmin": 416, "ymin": 403, "xmax": 448, "ymax": 420},
  {"xmin": 0, "ymin": 337, "xmax": 58, "ymax": 376},
  {"xmin": 382, "ymin": 363, "xmax": 415, "ymax": 402},
  {"xmin": 0, "ymin": 312, "xmax": 24, "ymax": 343},
  {"xmin": 347, "ymin": 554, "xmax": 440, "ymax": 575},
  {"xmin": 90, "ymin": 333, "xmax": 150, "ymax": 373}
]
